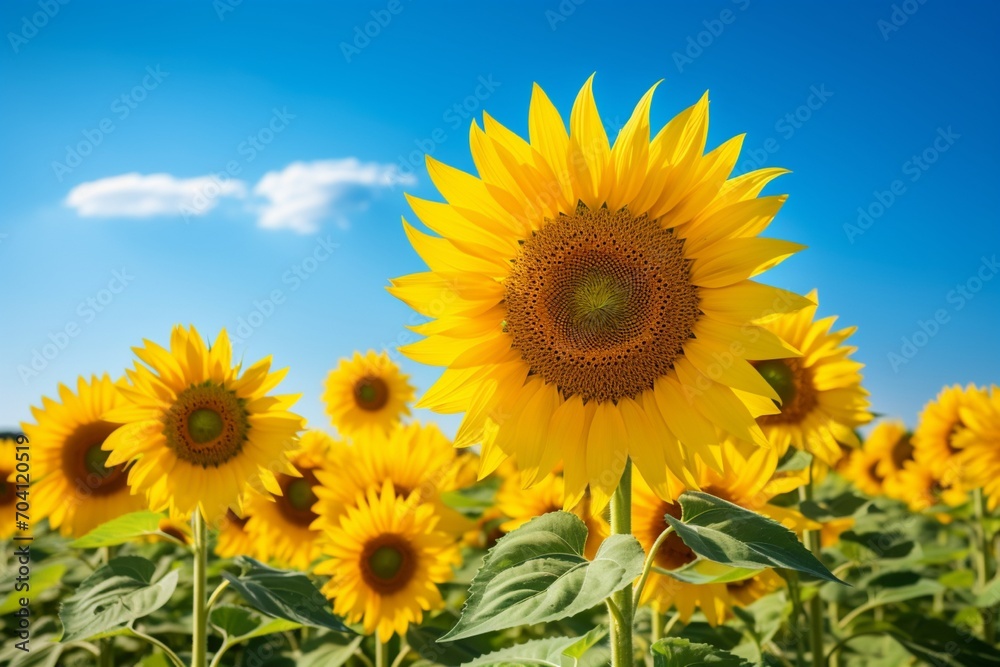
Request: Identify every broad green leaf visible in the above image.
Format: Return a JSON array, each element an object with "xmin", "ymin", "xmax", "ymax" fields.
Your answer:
[
  {"xmin": 209, "ymin": 604, "xmax": 300, "ymax": 642},
  {"xmin": 407, "ymin": 611, "xmax": 495, "ymax": 665},
  {"xmin": 883, "ymin": 613, "xmax": 1000, "ymax": 666},
  {"xmin": 799, "ymin": 492, "xmax": 868, "ymax": 521},
  {"xmin": 1, "ymin": 633, "xmax": 64, "ymax": 667},
  {"xmin": 441, "ymin": 512, "xmax": 644, "ymax": 641},
  {"xmin": 0, "ymin": 563, "xmax": 66, "ymax": 614},
  {"xmin": 657, "ymin": 559, "xmax": 760, "ymax": 585},
  {"xmin": 663, "ymin": 492, "xmax": 842, "ymax": 583},
  {"xmin": 70, "ymin": 511, "xmax": 182, "ymax": 548},
  {"xmin": 865, "ymin": 570, "xmax": 920, "ymax": 588},
  {"xmin": 58, "ymin": 556, "xmax": 178, "ymax": 642},
  {"xmin": 939, "ymin": 569, "xmax": 976, "ymax": 590},
  {"xmin": 975, "ymin": 574, "xmax": 1000, "ymax": 607},
  {"xmin": 460, "ymin": 627, "xmax": 608, "ymax": 667},
  {"xmin": 221, "ymin": 557, "xmax": 351, "ymax": 633},
  {"xmin": 298, "ymin": 634, "xmax": 364, "ymax": 667},
  {"xmin": 651, "ymin": 638, "xmax": 753, "ymax": 666},
  {"xmin": 776, "ymin": 448, "xmax": 812, "ymax": 472},
  {"xmin": 839, "ymin": 579, "xmax": 945, "ymax": 627}
]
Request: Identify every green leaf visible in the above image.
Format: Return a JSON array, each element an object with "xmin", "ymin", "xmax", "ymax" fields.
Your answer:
[
  {"xmin": 651, "ymin": 638, "xmax": 753, "ymax": 666},
  {"xmin": 441, "ymin": 512, "xmax": 644, "ymax": 641},
  {"xmin": 657, "ymin": 559, "xmax": 760, "ymax": 585},
  {"xmin": 209, "ymin": 604, "xmax": 300, "ymax": 643},
  {"xmin": 0, "ymin": 633, "xmax": 64, "ymax": 667},
  {"xmin": 58, "ymin": 556, "xmax": 179, "ymax": 642},
  {"xmin": 886, "ymin": 613, "xmax": 1000, "ymax": 666},
  {"xmin": 221, "ymin": 557, "xmax": 352, "ymax": 633},
  {"xmin": 840, "ymin": 579, "xmax": 945, "ymax": 627},
  {"xmin": 298, "ymin": 634, "xmax": 365, "ymax": 667},
  {"xmin": 406, "ymin": 611, "xmax": 495, "ymax": 666},
  {"xmin": 799, "ymin": 492, "xmax": 868, "ymax": 521},
  {"xmin": 460, "ymin": 627, "xmax": 608, "ymax": 667},
  {"xmin": 663, "ymin": 492, "xmax": 843, "ymax": 583},
  {"xmin": 975, "ymin": 574, "xmax": 1000, "ymax": 607},
  {"xmin": 939, "ymin": 569, "xmax": 977, "ymax": 590},
  {"xmin": 0, "ymin": 563, "xmax": 67, "ymax": 614},
  {"xmin": 69, "ymin": 511, "xmax": 180, "ymax": 548}
]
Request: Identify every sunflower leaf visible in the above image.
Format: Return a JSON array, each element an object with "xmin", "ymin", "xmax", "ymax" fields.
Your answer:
[
  {"xmin": 441, "ymin": 512, "xmax": 644, "ymax": 641},
  {"xmin": 58, "ymin": 556, "xmax": 178, "ymax": 642},
  {"xmin": 221, "ymin": 556, "xmax": 352, "ymax": 633},
  {"xmin": 460, "ymin": 626, "xmax": 608, "ymax": 666},
  {"xmin": 664, "ymin": 491, "xmax": 843, "ymax": 584},
  {"xmin": 69, "ymin": 511, "xmax": 180, "ymax": 548},
  {"xmin": 651, "ymin": 638, "xmax": 753, "ymax": 667}
]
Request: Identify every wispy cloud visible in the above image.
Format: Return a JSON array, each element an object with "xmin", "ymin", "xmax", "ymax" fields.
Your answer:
[
  {"xmin": 65, "ymin": 172, "xmax": 247, "ymax": 218},
  {"xmin": 64, "ymin": 158, "xmax": 414, "ymax": 233},
  {"xmin": 252, "ymin": 158, "xmax": 416, "ymax": 233}
]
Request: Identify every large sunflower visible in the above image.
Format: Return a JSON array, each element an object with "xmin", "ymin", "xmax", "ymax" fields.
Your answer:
[
  {"xmin": 244, "ymin": 430, "xmax": 333, "ymax": 570},
  {"xmin": 21, "ymin": 375, "xmax": 146, "ymax": 537},
  {"xmin": 315, "ymin": 481, "xmax": 461, "ymax": 638},
  {"xmin": 953, "ymin": 385, "xmax": 1000, "ymax": 509},
  {"xmin": 842, "ymin": 420, "xmax": 913, "ymax": 497},
  {"xmin": 102, "ymin": 325, "xmax": 303, "ymax": 523},
  {"xmin": 752, "ymin": 290, "xmax": 872, "ymax": 465},
  {"xmin": 913, "ymin": 384, "xmax": 988, "ymax": 488},
  {"xmin": 390, "ymin": 77, "xmax": 810, "ymax": 509},
  {"xmin": 0, "ymin": 437, "xmax": 21, "ymax": 539},
  {"xmin": 494, "ymin": 471, "xmax": 609, "ymax": 559},
  {"xmin": 312, "ymin": 421, "xmax": 473, "ymax": 536},
  {"xmin": 323, "ymin": 350, "xmax": 415, "ymax": 439}
]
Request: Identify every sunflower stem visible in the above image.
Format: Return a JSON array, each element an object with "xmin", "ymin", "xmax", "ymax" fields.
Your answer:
[
  {"xmin": 973, "ymin": 487, "xmax": 996, "ymax": 643},
  {"xmin": 801, "ymin": 466, "xmax": 825, "ymax": 667},
  {"xmin": 610, "ymin": 459, "xmax": 634, "ymax": 667},
  {"xmin": 375, "ymin": 629, "xmax": 390, "ymax": 667},
  {"xmin": 192, "ymin": 509, "xmax": 209, "ymax": 667}
]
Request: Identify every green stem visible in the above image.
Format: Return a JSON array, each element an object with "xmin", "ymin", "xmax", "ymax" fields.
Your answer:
[
  {"xmin": 206, "ymin": 580, "xmax": 230, "ymax": 611},
  {"xmin": 610, "ymin": 459, "xmax": 634, "ymax": 667},
  {"xmin": 98, "ymin": 638, "xmax": 113, "ymax": 667},
  {"xmin": 800, "ymin": 466, "xmax": 825, "ymax": 667},
  {"xmin": 973, "ymin": 487, "xmax": 996, "ymax": 644},
  {"xmin": 192, "ymin": 510, "xmax": 209, "ymax": 667},
  {"xmin": 375, "ymin": 629, "xmax": 389, "ymax": 667},
  {"xmin": 786, "ymin": 571, "xmax": 806, "ymax": 667},
  {"xmin": 651, "ymin": 609, "xmax": 662, "ymax": 644},
  {"xmin": 633, "ymin": 526, "xmax": 673, "ymax": 615},
  {"xmin": 389, "ymin": 641, "xmax": 411, "ymax": 667},
  {"xmin": 129, "ymin": 628, "xmax": 186, "ymax": 667}
]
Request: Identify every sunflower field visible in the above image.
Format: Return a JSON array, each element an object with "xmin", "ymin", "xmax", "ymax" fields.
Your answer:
[{"xmin": 2, "ymin": 69, "xmax": 998, "ymax": 667}]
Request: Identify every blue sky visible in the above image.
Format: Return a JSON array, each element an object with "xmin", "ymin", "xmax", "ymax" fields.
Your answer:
[{"xmin": 2, "ymin": 0, "xmax": 998, "ymax": 436}]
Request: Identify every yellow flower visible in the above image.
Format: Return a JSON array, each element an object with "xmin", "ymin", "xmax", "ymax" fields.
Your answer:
[
  {"xmin": 314, "ymin": 481, "xmax": 460, "ymax": 638},
  {"xmin": 842, "ymin": 420, "xmax": 912, "ymax": 497},
  {"xmin": 724, "ymin": 569, "xmax": 785, "ymax": 609},
  {"xmin": 495, "ymin": 472, "xmax": 609, "ymax": 559},
  {"xmin": 884, "ymin": 460, "xmax": 966, "ymax": 519},
  {"xmin": 323, "ymin": 350, "xmax": 415, "ymax": 439},
  {"xmin": 215, "ymin": 509, "xmax": 259, "ymax": 559},
  {"xmin": 244, "ymin": 430, "xmax": 333, "ymax": 570},
  {"xmin": 101, "ymin": 325, "xmax": 303, "ymax": 522},
  {"xmin": 0, "ymin": 437, "xmax": 22, "ymax": 539},
  {"xmin": 390, "ymin": 76, "xmax": 810, "ymax": 510},
  {"xmin": 913, "ymin": 384, "xmax": 988, "ymax": 487},
  {"xmin": 953, "ymin": 385, "xmax": 1000, "ymax": 510},
  {"xmin": 21, "ymin": 376, "xmax": 146, "ymax": 537},
  {"xmin": 312, "ymin": 421, "xmax": 473, "ymax": 536},
  {"xmin": 753, "ymin": 290, "xmax": 872, "ymax": 465}
]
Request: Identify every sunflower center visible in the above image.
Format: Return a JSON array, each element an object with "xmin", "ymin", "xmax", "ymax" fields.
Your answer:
[
  {"xmin": 361, "ymin": 534, "xmax": 417, "ymax": 594},
  {"xmin": 755, "ymin": 358, "xmax": 817, "ymax": 425},
  {"xmin": 61, "ymin": 421, "xmax": 129, "ymax": 497},
  {"xmin": 353, "ymin": 376, "xmax": 389, "ymax": 411},
  {"xmin": 653, "ymin": 501, "xmax": 697, "ymax": 570},
  {"xmin": 504, "ymin": 204, "xmax": 700, "ymax": 402},
  {"xmin": 890, "ymin": 433, "xmax": 914, "ymax": 469},
  {"xmin": 0, "ymin": 469, "xmax": 14, "ymax": 505},
  {"xmin": 164, "ymin": 383, "xmax": 249, "ymax": 468},
  {"xmin": 276, "ymin": 470, "xmax": 320, "ymax": 527},
  {"xmin": 225, "ymin": 509, "xmax": 249, "ymax": 531},
  {"xmin": 867, "ymin": 460, "xmax": 884, "ymax": 483}
]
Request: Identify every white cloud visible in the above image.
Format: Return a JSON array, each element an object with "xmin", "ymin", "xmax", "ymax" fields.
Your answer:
[
  {"xmin": 252, "ymin": 158, "xmax": 416, "ymax": 233},
  {"xmin": 65, "ymin": 172, "xmax": 247, "ymax": 218}
]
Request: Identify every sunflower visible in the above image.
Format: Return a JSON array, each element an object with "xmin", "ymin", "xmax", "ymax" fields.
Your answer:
[
  {"xmin": 752, "ymin": 290, "xmax": 872, "ymax": 465},
  {"xmin": 101, "ymin": 325, "xmax": 303, "ymax": 523},
  {"xmin": 215, "ymin": 509, "xmax": 260, "ymax": 559},
  {"xmin": 390, "ymin": 76, "xmax": 811, "ymax": 509},
  {"xmin": 633, "ymin": 441, "xmax": 805, "ymax": 625},
  {"xmin": 0, "ymin": 437, "xmax": 21, "ymax": 539},
  {"xmin": 842, "ymin": 420, "xmax": 913, "ymax": 497},
  {"xmin": 244, "ymin": 430, "xmax": 333, "ymax": 570},
  {"xmin": 315, "ymin": 481, "xmax": 461, "ymax": 638},
  {"xmin": 323, "ymin": 350, "xmax": 415, "ymax": 439},
  {"xmin": 312, "ymin": 421, "xmax": 473, "ymax": 536},
  {"xmin": 883, "ymin": 460, "xmax": 966, "ymax": 518},
  {"xmin": 913, "ymin": 384, "xmax": 988, "ymax": 488},
  {"xmin": 953, "ymin": 385, "xmax": 1000, "ymax": 509},
  {"xmin": 495, "ymin": 471, "xmax": 609, "ymax": 559},
  {"xmin": 21, "ymin": 375, "xmax": 146, "ymax": 537},
  {"xmin": 724, "ymin": 569, "xmax": 785, "ymax": 609}
]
